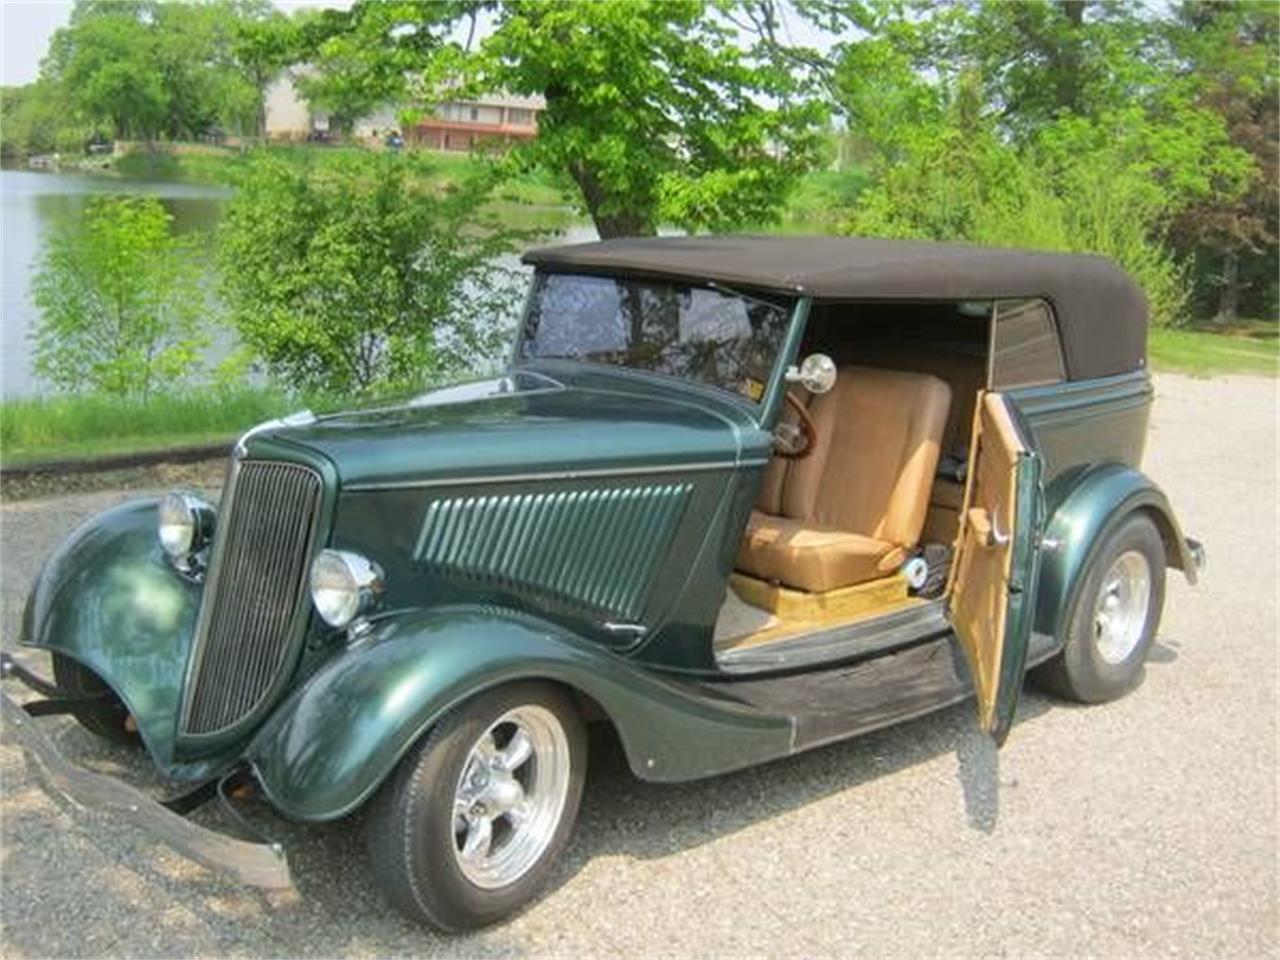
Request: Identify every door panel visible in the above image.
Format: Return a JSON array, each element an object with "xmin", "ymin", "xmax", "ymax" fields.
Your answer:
[{"xmin": 948, "ymin": 392, "xmax": 1043, "ymax": 745}]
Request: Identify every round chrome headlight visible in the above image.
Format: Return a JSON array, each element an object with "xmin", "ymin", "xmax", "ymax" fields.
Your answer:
[
  {"xmin": 309, "ymin": 550, "xmax": 384, "ymax": 628},
  {"xmin": 158, "ymin": 492, "xmax": 215, "ymax": 562}
]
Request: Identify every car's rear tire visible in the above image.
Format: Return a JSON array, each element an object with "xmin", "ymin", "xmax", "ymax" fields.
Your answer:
[
  {"xmin": 365, "ymin": 681, "xmax": 587, "ymax": 932},
  {"xmin": 50, "ymin": 653, "xmax": 139, "ymax": 746},
  {"xmin": 1032, "ymin": 512, "xmax": 1166, "ymax": 703}
]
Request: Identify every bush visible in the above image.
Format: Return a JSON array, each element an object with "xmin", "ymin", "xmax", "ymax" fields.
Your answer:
[
  {"xmin": 218, "ymin": 150, "xmax": 525, "ymax": 395},
  {"xmin": 30, "ymin": 195, "xmax": 208, "ymax": 396},
  {"xmin": 848, "ymin": 126, "xmax": 1189, "ymax": 326}
]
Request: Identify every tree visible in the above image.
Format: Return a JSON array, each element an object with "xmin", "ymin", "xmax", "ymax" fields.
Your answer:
[
  {"xmin": 0, "ymin": 82, "xmax": 92, "ymax": 158},
  {"xmin": 38, "ymin": 0, "xmax": 293, "ymax": 142},
  {"xmin": 230, "ymin": 9, "xmax": 297, "ymax": 140},
  {"xmin": 31, "ymin": 196, "xmax": 207, "ymax": 397},
  {"xmin": 291, "ymin": 2, "xmax": 464, "ymax": 135},
  {"xmin": 481, "ymin": 1, "xmax": 828, "ymax": 237},
  {"xmin": 293, "ymin": 0, "xmax": 828, "ymax": 238},
  {"xmin": 43, "ymin": 6, "xmax": 169, "ymax": 140},
  {"xmin": 217, "ymin": 152, "xmax": 523, "ymax": 395},
  {"xmin": 811, "ymin": 0, "xmax": 1260, "ymax": 325},
  {"xmin": 1165, "ymin": 0, "xmax": 1278, "ymax": 323}
]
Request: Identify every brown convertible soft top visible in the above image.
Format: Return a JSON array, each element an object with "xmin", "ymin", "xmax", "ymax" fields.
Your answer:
[{"xmin": 523, "ymin": 235, "xmax": 1148, "ymax": 381}]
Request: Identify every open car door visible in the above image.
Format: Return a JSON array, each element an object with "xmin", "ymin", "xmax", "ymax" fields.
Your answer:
[{"xmin": 948, "ymin": 392, "xmax": 1043, "ymax": 746}]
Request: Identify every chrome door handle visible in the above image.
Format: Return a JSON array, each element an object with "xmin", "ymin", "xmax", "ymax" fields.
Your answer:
[{"xmin": 988, "ymin": 505, "xmax": 1011, "ymax": 547}]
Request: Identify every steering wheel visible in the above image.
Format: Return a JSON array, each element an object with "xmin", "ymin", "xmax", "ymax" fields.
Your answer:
[{"xmin": 772, "ymin": 391, "xmax": 817, "ymax": 459}]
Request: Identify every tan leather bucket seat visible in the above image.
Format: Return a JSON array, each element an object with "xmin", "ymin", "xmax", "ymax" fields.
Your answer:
[{"xmin": 737, "ymin": 366, "xmax": 952, "ymax": 592}]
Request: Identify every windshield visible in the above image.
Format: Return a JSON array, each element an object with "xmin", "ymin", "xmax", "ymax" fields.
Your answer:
[{"xmin": 518, "ymin": 272, "xmax": 794, "ymax": 403}]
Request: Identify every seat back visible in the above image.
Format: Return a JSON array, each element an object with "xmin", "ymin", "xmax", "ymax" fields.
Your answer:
[{"xmin": 761, "ymin": 366, "xmax": 951, "ymax": 549}]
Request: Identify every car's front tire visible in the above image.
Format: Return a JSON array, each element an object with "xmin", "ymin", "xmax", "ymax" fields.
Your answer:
[
  {"xmin": 365, "ymin": 681, "xmax": 587, "ymax": 932},
  {"xmin": 50, "ymin": 653, "xmax": 139, "ymax": 746},
  {"xmin": 1032, "ymin": 512, "xmax": 1166, "ymax": 703}
]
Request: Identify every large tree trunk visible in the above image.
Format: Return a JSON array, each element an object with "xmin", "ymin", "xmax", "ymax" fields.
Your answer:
[
  {"xmin": 1215, "ymin": 249, "xmax": 1240, "ymax": 326},
  {"xmin": 1054, "ymin": 0, "xmax": 1087, "ymax": 116},
  {"xmin": 569, "ymin": 162, "xmax": 656, "ymax": 239}
]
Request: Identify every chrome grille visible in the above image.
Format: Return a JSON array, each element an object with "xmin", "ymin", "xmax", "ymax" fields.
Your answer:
[{"xmin": 182, "ymin": 460, "xmax": 323, "ymax": 736}]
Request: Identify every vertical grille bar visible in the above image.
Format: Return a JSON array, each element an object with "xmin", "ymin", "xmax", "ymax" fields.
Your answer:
[
  {"xmin": 182, "ymin": 460, "xmax": 323, "ymax": 736},
  {"xmin": 413, "ymin": 482, "xmax": 693, "ymax": 619}
]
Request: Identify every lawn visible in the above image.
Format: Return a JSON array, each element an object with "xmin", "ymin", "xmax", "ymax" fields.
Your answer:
[
  {"xmin": 1148, "ymin": 321, "xmax": 1278, "ymax": 378},
  {"xmin": 4, "ymin": 323, "xmax": 1274, "ymax": 468},
  {"xmin": 0, "ymin": 389, "xmax": 295, "ymax": 467},
  {"xmin": 106, "ymin": 142, "xmax": 575, "ymax": 208}
]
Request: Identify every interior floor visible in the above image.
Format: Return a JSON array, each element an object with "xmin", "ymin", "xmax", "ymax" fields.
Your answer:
[{"xmin": 713, "ymin": 582, "xmax": 928, "ymax": 656}]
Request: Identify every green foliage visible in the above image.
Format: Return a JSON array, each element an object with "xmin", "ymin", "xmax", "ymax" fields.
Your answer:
[
  {"xmin": 0, "ymin": 81, "xmax": 93, "ymax": 157},
  {"xmin": 290, "ymin": 1, "xmax": 465, "ymax": 133},
  {"xmin": 1164, "ymin": 0, "xmax": 1278, "ymax": 322},
  {"xmin": 817, "ymin": 0, "xmax": 1268, "ymax": 327},
  {"xmin": 230, "ymin": 9, "xmax": 298, "ymax": 139},
  {"xmin": 43, "ymin": 6, "xmax": 170, "ymax": 139},
  {"xmin": 291, "ymin": 0, "xmax": 829, "ymax": 238},
  {"xmin": 218, "ymin": 150, "xmax": 524, "ymax": 395},
  {"xmin": 30, "ymin": 196, "xmax": 208, "ymax": 397},
  {"xmin": 28, "ymin": 0, "xmax": 291, "ymax": 148},
  {"xmin": 849, "ymin": 122, "xmax": 1191, "ymax": 326},
  {"xmin": 484, "ymin": 0, "xmax": 828, "ymax": 236}
]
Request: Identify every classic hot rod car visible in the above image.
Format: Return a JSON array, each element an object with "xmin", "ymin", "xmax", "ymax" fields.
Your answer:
[{"xmin": 2, "ymin": 236, "xmax": 1203, "ymax": 931}]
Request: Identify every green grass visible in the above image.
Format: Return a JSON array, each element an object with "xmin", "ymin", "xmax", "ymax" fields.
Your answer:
[
  {"xmin": 0, "ymin": 389, "xmax": 297, "ymax": 466},
  {"xmin": 1148, "ymin": 321, "xmax": 1278, "ymax": 378},
  {"xmin": 107, "ymin": 143, "xmax": 576, "ymax": 206},
  {"xmin": 3, "ymin": 322, "xmax": 1274, "ymax": 466}
]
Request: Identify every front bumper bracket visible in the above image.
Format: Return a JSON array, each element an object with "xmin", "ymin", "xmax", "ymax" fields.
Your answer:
[{"xmin": 1, "ymin": 686, "xmax": 293, "ymax": 890}]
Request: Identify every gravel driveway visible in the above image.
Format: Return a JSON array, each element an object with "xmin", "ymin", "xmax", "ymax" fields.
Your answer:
[{"xmin": 1, "ymin": 372, "xmax": 1276, "ymax": 958}]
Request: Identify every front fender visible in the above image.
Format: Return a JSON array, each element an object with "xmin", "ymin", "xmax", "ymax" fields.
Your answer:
[
  {"xmin": 247, "ymin": 606, "xmax": 792, "ymax": 821},
  {"xmin": 20, "ymin": 499, "xmax": 202, "ymax": 771},
  {"xmin": 1037, "ymin": 463, "xmax": 1197, "ymax": 642}
]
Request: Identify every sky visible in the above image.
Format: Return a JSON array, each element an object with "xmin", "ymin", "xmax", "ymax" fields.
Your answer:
[{"xmin": 1, "ymin": 0, "xmax": 836, "ymax": 88}]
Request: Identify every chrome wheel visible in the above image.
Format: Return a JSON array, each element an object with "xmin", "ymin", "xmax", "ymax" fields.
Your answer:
[
  {"xmin": 1093, "ymin": 549, "xmax": 1152, "ymax": 665},
  {"xmin": 451, "ymin": 705, "xmax": 571, "ymax": 889}
]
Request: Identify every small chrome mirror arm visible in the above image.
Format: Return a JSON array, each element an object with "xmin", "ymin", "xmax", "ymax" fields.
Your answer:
[{"xmin": 785, "ymin": 353, "xmax": 837, "ymax": 394}]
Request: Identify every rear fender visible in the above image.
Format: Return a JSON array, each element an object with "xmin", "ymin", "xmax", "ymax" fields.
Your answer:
[
  {"xmin": 247, "ymin": 606, "xmax": 792, "ymax": 821},
  {"xmin": 1037, "ymin": 463, "xmax": 1197, "ymax": 643}
]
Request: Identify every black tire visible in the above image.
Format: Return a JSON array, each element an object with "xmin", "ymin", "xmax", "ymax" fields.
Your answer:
[
  {"xmin": 365, "ymin": 681, "xmax": 587, "ymax": 932},
  {"xmin": 1032, "ymin": 512, "xmax": 1166, "ymax": 703},
  {"xmin": 50, "ymin": 653, "xmax": 139, "ymax": 746}
]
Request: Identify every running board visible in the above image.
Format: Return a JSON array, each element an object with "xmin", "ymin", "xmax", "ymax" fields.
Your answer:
[{"xmin": 716, "ymin": 601, "xmax": 950, "ymax": 675}]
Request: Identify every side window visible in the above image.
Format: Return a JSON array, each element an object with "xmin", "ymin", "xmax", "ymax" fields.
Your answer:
[{"xmin": 991, "ymin": 299, "xmax": 1065, "ymax": 388}]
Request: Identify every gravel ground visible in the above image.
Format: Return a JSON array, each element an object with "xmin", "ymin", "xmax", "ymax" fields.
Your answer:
[{"xmin": 0, "ymin": 372, "xmax": 1275, "ymax": 958}]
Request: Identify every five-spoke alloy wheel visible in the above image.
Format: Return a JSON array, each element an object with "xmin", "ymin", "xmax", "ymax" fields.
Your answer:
[
  {"xmin": 366, "ymin": 682, "xmax": 586, "ymax": 931},
  {"xmin": 1032, "ymin": 512, "xmax": 1166, "ymax": 703},
  {"xmin": 451, "ymin": 705, "xmax": 572, "ymax": 889}
]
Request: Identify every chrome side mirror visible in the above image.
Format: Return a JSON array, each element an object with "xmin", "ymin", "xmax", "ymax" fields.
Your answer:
[{"xmin": 785, "ymin": 353, "xmax": 837, "ymax": 394}]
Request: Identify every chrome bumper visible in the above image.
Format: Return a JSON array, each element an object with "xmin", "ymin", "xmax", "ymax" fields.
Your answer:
[{"xmin": 0, "ymin": 686, "xmax": 293, "ymax": 890}]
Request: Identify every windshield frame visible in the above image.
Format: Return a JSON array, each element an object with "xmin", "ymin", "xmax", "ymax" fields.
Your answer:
[{"xmin": 511, "ymin": 269, "xmax": 806, "ymax": 417}]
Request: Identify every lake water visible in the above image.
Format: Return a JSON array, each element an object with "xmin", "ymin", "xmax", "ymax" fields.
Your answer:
[{"xmin": 0, "ymin": 168, "xmax": 589, "ymax": 398}]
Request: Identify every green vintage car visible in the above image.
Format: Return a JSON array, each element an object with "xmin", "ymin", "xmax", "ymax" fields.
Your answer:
[{"xmin": 3, "ymin": 236, "xmax": 1203, "ymax": 930}]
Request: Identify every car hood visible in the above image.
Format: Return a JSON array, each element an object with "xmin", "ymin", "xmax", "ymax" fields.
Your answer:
[{"xmin": 255, "ymin": 368, "xmax": 761, "ymax": 489}]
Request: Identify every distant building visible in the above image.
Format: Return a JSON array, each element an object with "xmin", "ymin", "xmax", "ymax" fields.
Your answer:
[
  {"xmin": 263, "ymin": 73, "xmax": 544, "ymax": 151},
  {"xmin": 263, "ymin": 73, "xmax": 329, "ymax": 140},
  {"xmin": 352, "ymin": 106, "xmax": 401, "ymax": 142},
  {"xmin": 411, "ymin": 94, "xmax": 546, "ymax": 151}
]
